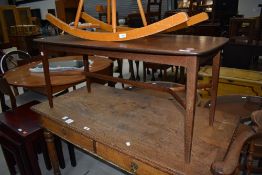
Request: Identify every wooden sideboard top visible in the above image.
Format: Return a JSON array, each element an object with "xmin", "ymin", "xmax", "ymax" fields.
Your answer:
[
  {"xmin": 34, "ymin": 34, "xmax": 228, "ymax": 57},
  {"xmin": 32, "ymin": 84, "xmax": 239, "ymax": 174}
]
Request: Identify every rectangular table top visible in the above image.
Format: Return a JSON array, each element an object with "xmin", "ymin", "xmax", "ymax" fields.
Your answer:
[
  {"xmin": 34, "ymin": 34, "xmax": 228, "ymax": 56},
  {"xmin": 33, "ymin": 84, "xmax": 239, "ymax": 175}
]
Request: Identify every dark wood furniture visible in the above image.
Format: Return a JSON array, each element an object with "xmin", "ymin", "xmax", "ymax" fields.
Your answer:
[
  {"xmin": 34, "ymin": 34, "xmax": 228, "ymax": 166},
  {"xmin": 55, "ymin": 0, "xmax": 81, "ymax": 23},
  {"xmin": 0, "ymin": 5, "xmax": 33, "ymax": 43},
  {"xmin": 212, "ymin": 110, "xmax": 262, "ymax": 175},
  {"xmin": 147, "ymin": 0, "xmax": 162, "ymax": 23},
  {"xmin": 33, "ymin": 84, "xmax": 240, "ymax": 175},
  {"xmin": 4, "ymin": 55, "xmax": 113, "ymax": 95},
  {"xmin": 229, "ymin": 17, "xmax": 258, "ymax": 44},
  {"xmin": 0, "ymin": 101, "xmax": 51, "ymax": 175},
  {"xmin": 222, "ymin": 42, "xmax": 262, "ymax": 69}
]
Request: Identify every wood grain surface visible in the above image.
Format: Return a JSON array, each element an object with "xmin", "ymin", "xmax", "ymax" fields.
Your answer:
[{"xmin": 33, "ymin": 84, "xmax": 240, "ymax": 175}]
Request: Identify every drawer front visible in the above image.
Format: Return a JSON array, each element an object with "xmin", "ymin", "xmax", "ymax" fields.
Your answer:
[
  {"xmin": 41, "ymin": 117, "xmax": 94, "ymax": 152},
  {"xmin": 96, "ymin": 142, "xmax": 170, "ymax": 175}
]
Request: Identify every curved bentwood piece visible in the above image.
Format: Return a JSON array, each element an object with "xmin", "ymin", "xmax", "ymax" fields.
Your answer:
[
  {"xmin": 46, "ymin": 12, "xmax": 189, "ymax": 41},
  {"xmin": 46, "ymin": 0, "xmax": 208, "ymax": 41},
  {"xmin": 211, "ymin": 110, "xmax": 262, "ymax": 175}
]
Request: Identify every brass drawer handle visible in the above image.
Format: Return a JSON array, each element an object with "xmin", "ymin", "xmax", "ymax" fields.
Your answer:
[{"xmin": 130, "ymin": 162, "xmax": 138, "ymax": 175}]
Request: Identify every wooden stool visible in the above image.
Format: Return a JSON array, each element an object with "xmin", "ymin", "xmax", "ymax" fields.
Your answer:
[{"xmin": 0, "ymin": 101, "xmax": 51, "ymax": 175}]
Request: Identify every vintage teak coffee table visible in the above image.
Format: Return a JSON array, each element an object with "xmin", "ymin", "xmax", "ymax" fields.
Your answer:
[{"xmin": 34, "ymin": 34, "xmax": 228, "ymax": 174}]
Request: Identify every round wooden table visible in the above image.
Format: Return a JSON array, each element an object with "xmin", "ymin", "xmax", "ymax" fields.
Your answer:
[{"xmin": 4, "ymin": 55, "xmax": 113, "ymax": 94}]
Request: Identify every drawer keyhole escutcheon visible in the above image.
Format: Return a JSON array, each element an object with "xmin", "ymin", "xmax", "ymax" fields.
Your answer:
[{"xmin": 130, "ymin": 162, "xmax": 138, "ymax": 175}]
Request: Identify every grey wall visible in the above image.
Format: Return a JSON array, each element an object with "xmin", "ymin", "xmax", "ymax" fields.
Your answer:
[
  {"xmin": 18, "ymin": 0, "xmax": 55, "ymax": 19},
  {"xmin": 238, "ymin": 0, "xmax": 261, "ymax": 17},
  {"xmin": 0, "ymin": 0, "xmax": 9, "ymax": 5}
]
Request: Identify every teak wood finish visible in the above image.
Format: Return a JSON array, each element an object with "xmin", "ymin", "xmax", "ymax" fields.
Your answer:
[
  {"xmin": 46, "ymin": 12, "xmax": 189, "ymax": 41},
  {"xmin": 46, "ymin": 11, "xmax": 209, "ymax": 41},
  {"xmin": 3, "ymin": 55, "xmax": 112, "ymax": 95},
  {"xmin": 34, "ymin": 34, "xmax": 228, "ymax": 167},
  {"xmin": 32, "ymin": 84, "xmax": 241, "ymax": 175},
  {"xmin": 45, "ymin": 0, "xmax": 209, "ymax": 41}
]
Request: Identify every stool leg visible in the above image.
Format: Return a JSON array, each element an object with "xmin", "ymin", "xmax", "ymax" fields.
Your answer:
[
  {"xmin": 24, "ymin": 140, "xmax": 42, "ymax": 175},
  {"xmin": 67, "ymin": 142, "xmax": 76, "ymax": 167},
  {"xmin": 117, "ymin": 59, "xmax": 124, "ymax": 88},
  {"xmin": 2, "ymin": 147, "xmax": 16, "ymax": 175},
  {"xmin": 175, "ymin": 66, "xmax": 179, "ymax": 82},
  {"xmin": 135, "ymin": 61, "xmax": 140, "ymax": 81},
  {"xmin": 40, "ymin": 137, "xmax": 52, "ymax": 170},
  {"xmin": 247, "ymin": 141, "xmax": 254, "ymax": 175},
  {"xmin": 151, "ymin": 69, "xmax": 156, "ymax": 81},
  {"xmin": 163, "ymin": 69, "xmax": 167, "ymax": 81},
  {"xmin": 54, "ymin": 137, "xmax": 65, "ymax": 169},
  {"xmin": 143, "ymin": 62, "xmax": 146, "ymax": 82},
  {"xmin": 129, "ymin": 60, "xmax": 135, "ymax": 80}
]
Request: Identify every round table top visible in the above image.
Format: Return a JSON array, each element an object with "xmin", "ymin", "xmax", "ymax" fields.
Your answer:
[{"xmin": 4, "ymin": 55, "xmax": 112, "ymax": 88}]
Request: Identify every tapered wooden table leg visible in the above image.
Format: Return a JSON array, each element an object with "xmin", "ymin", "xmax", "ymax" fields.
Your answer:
[
  {"xmin": 83, "ymin": 54, "xmax": 91, "ymax": 92},
  {"xmin": 41, "ymin": 48, "xmax": 53, "ymax": 108},
  {"xmin": 209, "ymin": 52, "xmax": 221, "ymax": 126},
  {"xmin": 44, "ymin": 130, "xmax": 61, "ymax": 175},
  {"xmin": 185, "ymin": 57, "xmax": 199, "ymax": 163}
]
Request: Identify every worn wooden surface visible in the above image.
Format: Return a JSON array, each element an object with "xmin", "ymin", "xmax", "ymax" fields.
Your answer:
[
  {"xmin": 33, "ymin": 84, "xmax": 240, "ymax": 175},
  {"xmin": 4, "ymin": 55, "xmax": 112, "ymax": 92}
]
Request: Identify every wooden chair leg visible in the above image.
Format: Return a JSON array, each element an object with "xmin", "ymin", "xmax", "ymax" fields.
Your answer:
[
  {"xmin": 40, "ymin": 136, "xmax": 52, "ymax": 170},
  {"xmin": 54, "ymin": 137, "xmax": 65, "ymax": 169},
  {"xmin": 143, "ymin": 63, "xmax": 146, "ymax": 82},
  {"xmin": 247, "ymin": 141, "xmax": 254, "ymax": 175},
  {"xmin": 147, "ymin": 68, "xmax": 150, "ymax": 75},
  {"xmin": 180, "ymin": 67, "xmax": 185, "ymax": 83},
  {"xmin": 0, "ymin": 92, "xmax": 10, "ymax": 112},
  {"xmin": 175, "ymin": 66, "xmax": 179, "ymax": 82},
  {"xmin": 1, "ymin": 147, "xmax": 16, "ymax": 175},
  {"xmin": 129, "ymin": 60, "xmax": 135, "ymax": 80},
  {"xmin": 67, "ymin": 142, "xmax": 76, "ymax": 167},
  {"xmin": 151, "ymin": 69, "xmax": 156, "ymax": 81},
  {"xmin": 117, "ymin": 59, "xmax": 124, "ymax": 88},
  {"xmin": 135, "ymin": 61, "xmax": 140, "ymax": 81},
  {"xmin": 163, "ymin": 69, "xmax": 167, "ymax": 81},
  {"xmin": 158, "ymin": 69, "xmax": 163, "ymax": 79}
]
